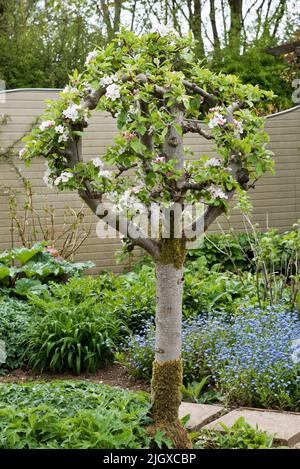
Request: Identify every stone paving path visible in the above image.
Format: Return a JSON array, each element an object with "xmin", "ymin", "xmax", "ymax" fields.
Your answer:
[{"xmin": 179, "ymin": 403, "xmax": 300, "ymax": 447}]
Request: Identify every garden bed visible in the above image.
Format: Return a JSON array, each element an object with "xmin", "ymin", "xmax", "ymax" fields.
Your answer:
[{"xmin": 0, "ymin": 363, "xmax": 149, "ymax": 392}]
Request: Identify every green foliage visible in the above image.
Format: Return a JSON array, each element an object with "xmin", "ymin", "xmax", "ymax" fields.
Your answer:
[
  {"xmin": 110, "ymin": 266, "xmax": 156, "ymax": 332},
  {"xmin": 195, "ymin": 417, "xmax": 275, "ymax": 449},
  {"xmin": 183, "ymin": 261, "xmax": 257, "ymax": 317},
  {"xmin": 181, "ymin": 377, "xmax": 225, "ymax": 405},
  {"xmin": 210, "ymin": 40, "xmax": 294, "ymax": 112},
  {"xmin": 187, "ymin": 222, "xmax": 300, "ymax": 309},
  {"xmin": 0, "ymin": 1, "xmax": 104, "ymax": 89},
  {"xmin": 0, "ymin": 381, "xmax": 154, "ymax": 449},
  {"xmin": 187, "ymin": 232, "xmax": 254, "ymax": 271},
  {"xmin": 0, "ymin": 294, "xmax": 34, "ymax": 373},
  {"xmin": 23, "ymin": 281, "xmax": 124, "ymax": 373},
  {"xmin": 0, "ymin": 242, "xmax": 94, "ymax": 292}
]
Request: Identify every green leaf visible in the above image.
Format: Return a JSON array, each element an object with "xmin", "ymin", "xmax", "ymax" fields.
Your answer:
[
  {"xmin": 14, "ymin": 278, "xmax": 48, "ymax": 297},
  {"xmin": 130, "ymin": 139, "xmax": 146, "ymax": 154},
  {"xmin": 0, "ymin": 265, "xmax": 10, "ymax": 281}
]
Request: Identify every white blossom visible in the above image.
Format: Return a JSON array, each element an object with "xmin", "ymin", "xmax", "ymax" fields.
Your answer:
[
  {"xmin": 62, "ymin": 104, "xmax": 81, "ymax": 122},
  {"xmin": 43, "ymin": 162, "xmax": 53, "ymax": 189},
  {"xmin": 55, "ymin": 124, "xmax": 69, "ymax": 143},
  {"xmin": 209, "ymin": 106, "xmax": 223, "ymax": 113},
  {"xmin": 114, "ymin": 189, "xmax": 145, "ymax": 213},
  {"xmin": 208, "ymin": 112, "xmax": 227, "ymax": 129},
  {"xmin": 55, "ymin": 125, "xmax": 65, "ymax": 134},
  {"xmin": 85, "ymin": 50, "xmax": 98, "ymax": 65},
  {"xmin": 232, "ymin": 119, "xmax": 244, "ymax": 134},
  {"xmin": 207, "ymin": 185, "xmax": 228, "ymax": 200},
  {"xmin": 204, "ymin": 158, "xmax": 221, "ymax": 168},
  {"xmin": 105, "ymin": 83, "xmax": 121, "ymax": 101},
  {"xmin": 18, "ymin": 148, "xmax": 27, "ymax": 159},
  {"xmin": 39, "ymin": 120, "xmax": 56, "ymax": 131},
  {"xmin": 58, "ymin": 133, "xmax": 69, "ymax": 143},
  {"xmin": 92, "ymin": 158, "xmax": 111, "ymax": 178},
  {"xmin": 92, "ymin": 157, "xmax": 104, "ymax": 169},
  {"xmin": 153, "ymin": 155, "xmax": 166, "ymax": 164},
  {"xmin": 100, "ymin": 75, "xmax": 117, "ymax": 87},
  {"xmin": 54, "ymin": 171, "xmax": 73, "ymax": 186},
  {"xmin": 98, "ymin": 169, "xmax": 112, "ymax": 179},
  {"xmin": 62, "ymin": 85, "xmax": 79, "ymax": 95}
]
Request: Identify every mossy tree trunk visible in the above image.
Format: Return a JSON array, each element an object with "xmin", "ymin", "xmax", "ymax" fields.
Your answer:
[{"xmin": 150, "ymin": 240, "xmax": 191, "ymax": 449}]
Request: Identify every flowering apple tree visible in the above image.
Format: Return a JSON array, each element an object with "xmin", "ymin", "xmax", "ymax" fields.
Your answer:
[{"xmin": 20, "ymin": 26, "xmax": 274, "ymax": 447}]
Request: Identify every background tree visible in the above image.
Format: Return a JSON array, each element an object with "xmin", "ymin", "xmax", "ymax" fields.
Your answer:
[
  {"xmin": 0, "ymin": 0, "xmax": 298, "ymax": 110},
  {"xmin": 20, "ymin": 28, "xmax": 274, "ymax": 447}
]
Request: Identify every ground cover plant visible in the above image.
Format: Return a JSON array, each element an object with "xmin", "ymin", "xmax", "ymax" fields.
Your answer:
[
  {"xmin": 124, "ymin": 305, "xmax": 300, "ymax": 411},
  {"xmin": 195, "ymin": 417, "xmax": 276, "ymax": 449},
  {"xmin": 0, "ymin": 381, "xmax": 154, "ymax": 449},
  {"xmin": 0, "ymin": 294, "xmax": 34, "ymax": 374},
  {"xmin": 0, "ymin": 380, "xmax": 278, "ymax": 450}
]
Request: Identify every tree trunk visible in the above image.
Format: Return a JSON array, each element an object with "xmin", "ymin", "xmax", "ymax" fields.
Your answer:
[
  {"xmin": 228, "ymin": 0, "xmax": 243, "ymax": 55},
  {"xmin": 149, "ymin": 241, "xmax": 191, "ymax": 449}
]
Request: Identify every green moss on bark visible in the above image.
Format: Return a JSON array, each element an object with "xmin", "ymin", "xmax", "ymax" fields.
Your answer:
[
  {"xmin": 149, "ymin": 359, "xmax": 192, "ymax": 449},
  {"xmin": 159, "ymin": 239, "xmax": 186, "ymax": 269}
]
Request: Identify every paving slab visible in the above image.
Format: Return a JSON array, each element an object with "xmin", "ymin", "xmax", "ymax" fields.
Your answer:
[
  {"xmin": 179, "ymin": 402, "xmax": 225, "ymax": 431},
  {"xmin": 203, "ymin": 408, "xmax": 300, "ymax": 447}
]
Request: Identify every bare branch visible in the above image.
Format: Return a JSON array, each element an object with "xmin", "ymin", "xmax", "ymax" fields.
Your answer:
[
  {"xmin": 183, "ymin": 80, "xmax": 218, "ymax": 106},
  {"xmin": 183, "ymin": 119, "xmax": 214, "ymax": 139}
]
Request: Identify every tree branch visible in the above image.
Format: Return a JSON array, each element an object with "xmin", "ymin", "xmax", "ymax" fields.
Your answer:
[
  {"xmin": 183, "ymin": 119, "xmax": 214, "ymax": 139},
  {"xmin": 183, "ymin": 80, "xmax": 218, "ymax": 106}
]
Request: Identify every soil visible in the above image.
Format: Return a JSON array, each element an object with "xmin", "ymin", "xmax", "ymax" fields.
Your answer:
[{"xmin": 0, "ymin": 363, "xmax": 150, "ymax": 393}]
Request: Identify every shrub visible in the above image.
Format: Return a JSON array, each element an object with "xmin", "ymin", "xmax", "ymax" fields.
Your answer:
[
  {"xmin": 45, "ymin": 271, "xmax": 156, "ymax": 334},
  {"xmin": 0, "ymin": 381, "xmax": 153, "ymax": 449},
  {"xmin": 111, "ymin": 266, "xmax": 156, "ymax": 332},
  {"xmin": 183, "ymin": 260, "xmax": 257, "ymax": 317},
  {"xmin": 187, "ymin": 232, "xmax": 254, "ymax": 271},
  {"xmin": 0, "ymin": 294, "xmax": 34, "ymax": 374},
  {"xmin": 23, "ymin": 283, "xmax": 124, "ymax": 373},
  {"xmin": 125, "ymin": 306, "xmax": 300, "ymax": 410}
]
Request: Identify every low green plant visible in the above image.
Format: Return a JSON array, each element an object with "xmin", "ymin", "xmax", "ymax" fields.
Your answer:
[
  {"xmin": 181, "ymin": 377, "xmax": 225, "ymax": 404},
  {"xmin": 187, "ymin": 232, "xmax": 254, "ymax": 271},
  {"xmin": 0, "ymin": 381, "xmax": 155, "ymax": 449},
  {"xmin": 195, "ymin": 417, "xmax": 275, "ymax": 449},
  {"xmin": 186, "ymin": 222, "xmax": 300, "ymax": 309},
  {"xmin": 0, "ymin": 294, "xmax": 34, "ymax": 374},
  {"xmin": 23, "ymin": 284, "xmax": 124, "ymax": 373},
  {"xmin": 0, "ymin": 242, "xmax": 94, "ymax": 292}
]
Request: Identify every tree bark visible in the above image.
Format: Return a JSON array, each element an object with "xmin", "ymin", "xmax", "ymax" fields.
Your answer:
[
  {"xmin": 228, "ymin": 0, "xmax": 243, "ymax": 55},
  {"xmin": 149, "ymin": 241, "xmax": 191, "ymax": 449}
]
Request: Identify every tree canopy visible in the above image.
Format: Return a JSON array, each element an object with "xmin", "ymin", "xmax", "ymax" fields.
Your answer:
[{"xmin": 21, "ymin": 28, "xmax": 274, "ymax": 256}]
